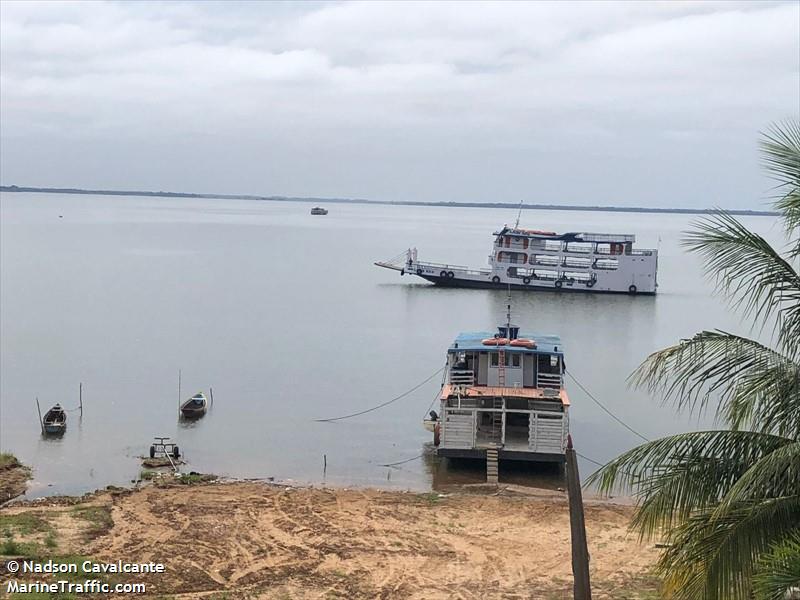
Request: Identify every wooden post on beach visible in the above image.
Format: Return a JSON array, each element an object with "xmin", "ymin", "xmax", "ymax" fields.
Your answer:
[
  {"xmin": 36, "ymin": 397, "xmax": 44, "ymax": 434},
  {"xmin": 565, "ymin": 434, "xmax": 592, "ymax": 600}
]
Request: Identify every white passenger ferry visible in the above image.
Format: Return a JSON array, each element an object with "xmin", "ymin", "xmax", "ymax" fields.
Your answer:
[
  {"xmin": 376, "ymin": 225, "xmax": 658, "ymax": 294},
  {"xmin": 426, "ymin": 320, "xmax": 569, "ymax": 463}
]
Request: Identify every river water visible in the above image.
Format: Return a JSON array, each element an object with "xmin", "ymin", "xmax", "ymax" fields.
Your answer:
[{"xmin": 0, "ymin": 192, "xmax": 784, "ymax": 497}]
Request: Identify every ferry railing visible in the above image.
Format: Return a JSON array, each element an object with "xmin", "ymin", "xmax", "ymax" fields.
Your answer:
[
  {"xmin": 449, "ymin": 369, "xmax": 475, "ymax": 386},
  {"xmin": 537, "ymin": 373, "xmax": 562, "ymax": 389}
]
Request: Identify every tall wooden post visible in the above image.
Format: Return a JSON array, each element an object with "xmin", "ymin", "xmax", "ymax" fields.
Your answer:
[
  {"xmin": 79, "ymin": 383, "xmax": 83, "ymax": 417},
  {"xmin": 565, "ymin": 434, "xmax": 592, "ymax": 600},
  {"xmin": 36, "ymin": 397, "xmax": 44, "ymax": 434}
]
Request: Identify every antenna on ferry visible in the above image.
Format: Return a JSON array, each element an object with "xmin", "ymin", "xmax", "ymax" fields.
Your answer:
[
  {"xmin": 514, "ymin": 200, "xmax": 523, "ymax": 229},
  {"xmin": 506, "ymin": 283, "xmax": 513, "ymax": 331}
]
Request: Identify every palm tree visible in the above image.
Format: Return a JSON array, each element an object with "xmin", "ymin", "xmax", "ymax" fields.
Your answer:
[{"xmin": 588, "ymin": 121, "xmax": 800, "ymax": 600}]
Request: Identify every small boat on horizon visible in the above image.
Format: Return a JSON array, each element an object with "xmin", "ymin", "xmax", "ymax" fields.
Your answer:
[
  {"xmin": 310, "ymin": 207, "xmax": 328, "ymax": 215},
  {"xmin": 42, "ymin": 404, "xmax": 67, "ymax": 435},
  {"xmin": 180, "ymin": 392, "xmax": 208, "ymax": 419}
]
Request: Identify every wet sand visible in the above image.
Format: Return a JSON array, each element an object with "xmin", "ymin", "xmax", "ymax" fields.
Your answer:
[{"xmin": 0, "ymin": 480, "xmax": 660, "ymax": 599}]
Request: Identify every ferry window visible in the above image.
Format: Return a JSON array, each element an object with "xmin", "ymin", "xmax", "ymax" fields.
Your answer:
[
  {"xmin": 491, "ymin": 353, "xmax": 499, "ymax": 367},
  {"xmin": 551, "ymin": 355, "xmax": 559, "ymax": 368},
  {"xmin": 511, "ymin": 354, "xmax": 521, "ymax": 367}
]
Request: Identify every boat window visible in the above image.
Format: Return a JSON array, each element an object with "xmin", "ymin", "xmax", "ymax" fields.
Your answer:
[
  {"xmin": 511, "ymin": 354, "xmax": 521, "ymax": 367},
  {"xmin": 490, "ymin": 353, "xmax": 499, "ymax": 367}
]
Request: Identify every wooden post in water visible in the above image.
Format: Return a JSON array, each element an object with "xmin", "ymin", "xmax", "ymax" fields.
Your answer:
[
  {"xmin": 565, "ymin": 434, "xmax": 592, "ymax": 600},
  {"xmin": 79, "ymin": 383, "xmax": 83, "ymax": 417},
  {"xmin": 177, "ymin": 369, "xmax": 182, "ymax": 416},
  {"xmin": 209, "ymin": 387, "xmax": 214, "ymax": 409},
  {"xmin": 36, "ymin": 397, "xmax": 44, "ymax": 434}
]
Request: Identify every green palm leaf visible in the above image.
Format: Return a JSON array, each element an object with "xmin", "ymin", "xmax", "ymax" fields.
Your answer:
[
  {"xmin": 684, "ymin": 213, "xmax": 800, "ymax": 356},
  {"xmin": 753, "ymin": 530, "xmax": 800, "ymax": 600},
  {"xmin": 760, "ymin": 120, "xmax": 800, "ymax": 249},
  {"xmin": 659, "ymin": 496, "xmax": 800, "ymax": 600},
  {"xmin": 629, "ymin": 330, "xmax": 800, "ymax": 437},
  {"xmin": 586, "ymin": 430, "xmax": 792, "ymax": 538}
]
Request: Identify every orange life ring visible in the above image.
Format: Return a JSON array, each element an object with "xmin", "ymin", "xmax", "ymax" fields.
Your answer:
[
  {"xmin": 510, "ymin": 338, "xmax": 536, "ymax": 348},
  {"xmin": 482, "ymin": 338, "xmax": 510, "ymax": 346}
]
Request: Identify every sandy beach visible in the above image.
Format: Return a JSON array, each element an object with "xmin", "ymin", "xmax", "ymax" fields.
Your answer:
[{"xmin": 0, "ymin": 479, "xmax": 660, "ymax": 599}]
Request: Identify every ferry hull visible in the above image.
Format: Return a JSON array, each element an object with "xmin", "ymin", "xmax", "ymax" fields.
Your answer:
[
  {"xmin": 417, "ymin": 273, "xmax": 656, "ymax": 295},
  {"xmin": 437, "ymin": 448, "xmax": 565, "ymax": 463}
]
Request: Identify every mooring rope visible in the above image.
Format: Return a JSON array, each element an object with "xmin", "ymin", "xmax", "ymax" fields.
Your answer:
[
  {"xmin": 315, "ymin": 365, "xmax": 446, "ymax": 422},
  {"xmin": 565, "ymin": 370, "xmax": 650, "ymax": 443}
]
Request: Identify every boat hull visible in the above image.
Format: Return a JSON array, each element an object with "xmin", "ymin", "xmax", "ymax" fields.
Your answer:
[
  {"xmin": 437, "ymin": 447, "xmax": 565, "ymax": 463},
  {"xmin": 180, "ymin": 407, "xmax": 206, "ymax": 418},
  {"xmin": 43, "ymin": 424, "xmax": 66, "ymax": 435},
  {"xmin": 417, "ymin": 273, "xmax": 655, "ymax": 295}
]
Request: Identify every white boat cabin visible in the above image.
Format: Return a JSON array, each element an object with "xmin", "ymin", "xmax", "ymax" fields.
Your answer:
[{"xmin": 436, "ymin": 325, "xmax": 569, "ymax": 462}]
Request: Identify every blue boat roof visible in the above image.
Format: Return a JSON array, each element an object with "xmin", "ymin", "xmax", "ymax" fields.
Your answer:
[{"xmin": 449, "ymin": 332, "xmax": 564, "ymax": 355}]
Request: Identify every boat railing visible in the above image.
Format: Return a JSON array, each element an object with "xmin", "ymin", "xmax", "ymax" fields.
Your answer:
[
  {"xmin": 536, "ymin": 373, "xmax": 562, "ymax": 389},
  {"xmin": 415, "ymin": 260, "xmax": 472, "ymax": 270},
  {"xmin": 449, "ymin": 369, "xmax": 475, "ymax": 386}
]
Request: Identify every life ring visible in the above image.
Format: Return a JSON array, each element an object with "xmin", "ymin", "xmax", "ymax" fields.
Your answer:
[
  {"xmin": 440, "ymin": 270, "xmax": 448, "ymax": 278},
  {"xmin": 492, "ymin": 275, "xmax": 501, "ymax": 284},
  {"xmin": 628, "ymin": 284, "xmax": 637, "ymax": 294},
  {"xmin": 510, "ymin": 338, "xmax": 536, "ymax": 348},
  {"xmin": 447, "ymin": 271, "xmax": 455, "ymax": 278},
  {"xmin": 523, "ymin": 276, "xmax": 531, "ymax": 285},
  {"xmin": 416, "ymin": 268, "xmax": 423, "ymax": 275},
  {"xmin": 555, "ymin": 280, "xmax": 563, "ymax": 289},
  {"xmin": 433, "ymin": 423, "xmax": 441, "ymax": 447},
  {"xmin": 482, "ymin": 337, "xmax": 510, "ymax": 346}
]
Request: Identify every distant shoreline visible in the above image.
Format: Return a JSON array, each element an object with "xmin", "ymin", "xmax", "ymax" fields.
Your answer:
[{"xmin": 0, "ymin": 185, "xmax": 779, "ymax": 217}]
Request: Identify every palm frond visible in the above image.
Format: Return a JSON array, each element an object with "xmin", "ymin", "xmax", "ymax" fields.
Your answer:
[
  {"xmin": 716, "ymin": 441, "xmax": 800, "ymax": 512},
  {"xmin": 760, "ymin": 120, "xmax": 800, "ymax": 248},
  {"xmin": 683, "ymin": 215, "xmax": 800, "ymax": 357},
  {"xmin": 629, "ymin": 330, "xmax": 800, "ymax": 436},
  {"xmin": 658, "ymin": 496, "xmax": 800, "ymax": 600},
  {"xmin": 753, "ymin": 530, "xmax": 800, "ymax": 600},
  {"xmin": 586, "ymin": 430, "xmax": 792, "ymax": 538}
]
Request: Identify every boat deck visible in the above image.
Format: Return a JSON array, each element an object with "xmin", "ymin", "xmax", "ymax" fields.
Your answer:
[{"xmin": 441, "ymin": 384, "xmax": 569, "ymax": 406}]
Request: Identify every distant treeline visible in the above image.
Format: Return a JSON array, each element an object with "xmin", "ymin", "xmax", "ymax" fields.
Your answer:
[{"xmin": 0, "ymin": 185, "xmax": 780, "ymax": 216}]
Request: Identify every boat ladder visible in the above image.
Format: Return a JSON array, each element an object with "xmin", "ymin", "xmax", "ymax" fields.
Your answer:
[
  {"xmin": 498, "ymin": 348, "xmax": 506, "ymax": 386},
  {"xmin": 491, "ymin": 397, "xmax": 503, "ymax": 443},
  {"xmin": 486, "ymin": 447, "xmax": 499, "ymax": 485}
]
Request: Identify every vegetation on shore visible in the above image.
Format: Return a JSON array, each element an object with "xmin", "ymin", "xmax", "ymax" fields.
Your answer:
[
  {"xmin": 590, "ymin": 121, "xmax": 800, "ymax": 599},
  {"xmin": 0, "ymin": 452, "xmax": 31, "ymax": 502}
]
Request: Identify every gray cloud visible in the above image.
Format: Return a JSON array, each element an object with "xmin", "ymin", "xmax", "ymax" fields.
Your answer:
[{"xmin": 1, "ymin": 0, "xmax": 798, "ymax": 208}]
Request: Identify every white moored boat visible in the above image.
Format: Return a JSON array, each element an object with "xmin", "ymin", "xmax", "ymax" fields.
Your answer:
[
  {"xmin": 427, "ymin": 320, "xmax": 570, "ymax": 463},
  {"xmin": 375, "ymin": 225, "xmax": 658, "ymax": 294}
]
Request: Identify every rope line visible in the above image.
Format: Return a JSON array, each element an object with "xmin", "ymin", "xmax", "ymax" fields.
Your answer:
[
  {"xmin": 576, "ymin": 451, "xmax": 606, "ymax": 468},
  {"xmin": 315, "ymin": 366, "xmax": 446, "ymax": 422},
  {"xmin": 566, "ymin": 370, "xmax": 650, "ymax": 443},
  {"xmin": 380, "ymin": 453, "xmax": 426, "ymax": 468}
]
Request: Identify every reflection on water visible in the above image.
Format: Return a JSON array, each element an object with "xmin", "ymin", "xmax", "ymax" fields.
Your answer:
[
  {"xmin": 0, "ymin": 193, "xmax": 782, "ymax": 497},
  {"xmin": 421, "ymin": 446, "xmax": 564, "ymax": 491}
]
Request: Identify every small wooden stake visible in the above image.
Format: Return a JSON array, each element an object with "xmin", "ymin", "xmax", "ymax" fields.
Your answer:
[
  {"xmin": 209, "ymin": 387, "xmax": 214, "ymax": 408},
  {"xmin": 323, "ymin": 454, "xmax": 327, "ymax": 473},
  {"xmin": 565, "ymin": 435, "xmax": 592, "ymax": 600},
  {"xmin": 36, "ymin": 397, "xmax": 44, "ymax": 434}
]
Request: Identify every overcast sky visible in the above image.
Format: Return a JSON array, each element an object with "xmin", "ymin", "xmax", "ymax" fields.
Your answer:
[{"xmin": 1, "ymin": 1, "xmax": 798, "ymax": 208}]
